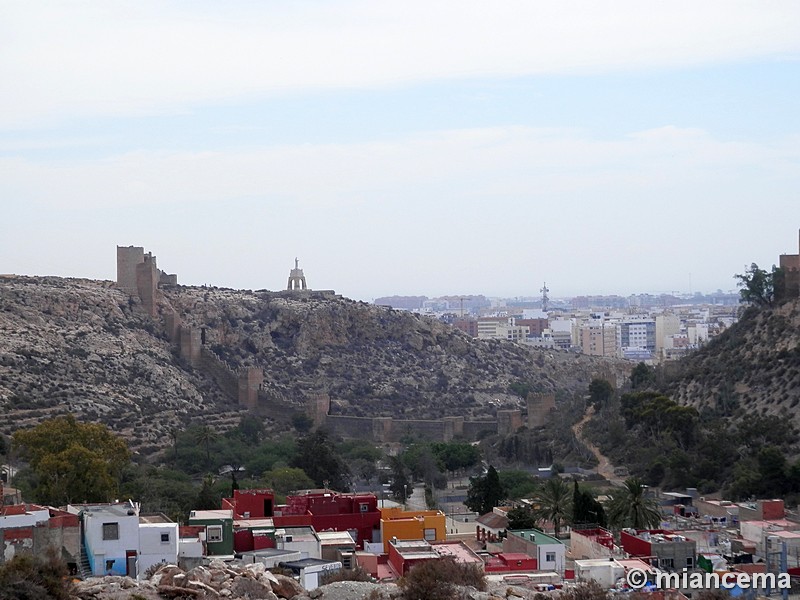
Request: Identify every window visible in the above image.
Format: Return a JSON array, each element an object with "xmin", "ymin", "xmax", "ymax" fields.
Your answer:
[
  {"xmin": 545, "ymin": 552, "xmax": 556, "ymax": 562},
  {"xmin": 660, "ymin": 558, "xmax": 674, "ymax": 569},
  {"xmin": 424, "ymin": 528, "xmax": 437, "ymax": 541},
  {"xmin": 206, "ymin": 525, "xmax": 223, "ymax": 543},
  {"xmin": 102, "ymin": 523, "xmax": 119, "ymax": 541},
  {"xmin": 686, "ymin": 557, "xmax": 694, "ymax": 568},
  {"xmin": 161, "ymin": 532, "xmax": 170, "ymax": 543}
]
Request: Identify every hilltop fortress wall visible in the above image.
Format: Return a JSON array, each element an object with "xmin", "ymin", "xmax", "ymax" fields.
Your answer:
[{"xmin": 114, "ymin": 245, "xmax": 551, "ymax": 441}]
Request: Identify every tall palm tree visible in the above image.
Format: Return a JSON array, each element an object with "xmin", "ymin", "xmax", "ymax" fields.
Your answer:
[
  {"xmin": 194, "ymin": 425, "xmax": 217, "ymax": 464},
  {"xmin": 605, "ymin": 477, "xmax": 662, "ymax": 530},
  {"xmin": 532, "ymin": 477, "xmax": 572, "ymax": 538}
]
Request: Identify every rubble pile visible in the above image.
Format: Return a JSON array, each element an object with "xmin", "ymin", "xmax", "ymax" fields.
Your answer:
[{"xmin": 73, "ymin": 560, "xmax": 305, "ymax": 600}]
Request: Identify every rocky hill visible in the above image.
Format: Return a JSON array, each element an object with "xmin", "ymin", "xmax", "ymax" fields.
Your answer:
[
  {"xmin": 665, "ymin": 298, "xmax": 800, "ymax": 430},
  {"xmin": 1, "ymin": 275, "xmax": 622, "ymax": 451}
]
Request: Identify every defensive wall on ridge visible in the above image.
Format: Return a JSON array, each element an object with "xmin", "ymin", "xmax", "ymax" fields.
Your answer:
[
  {"xmin": 114, "ymin": 245, "xmax": 558, "ymax": 438},
  {"xmin": 315, "ymin": 397, "xmax": 553, "ymax": 442}
]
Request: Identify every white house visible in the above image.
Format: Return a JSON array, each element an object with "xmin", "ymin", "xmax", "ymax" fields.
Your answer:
[
  {"xmin": 74, "ymin": 501, "xmax": 179, "ymax": 578},
  {"xmin": 138, "ymin": 518, "xmax": 179, "ymax": 575},
  {"xmin": 275, "ymin": 526, "xmax": 321, "ymax": 559},
  {"xmin": 80, "ymin": 502, "xmax": 141, "ymax": 577}
]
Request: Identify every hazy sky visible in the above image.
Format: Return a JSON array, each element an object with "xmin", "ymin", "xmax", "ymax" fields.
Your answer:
[{"xmin": 2, "ymin": 2, "xmax": 799, "ymax": 301}]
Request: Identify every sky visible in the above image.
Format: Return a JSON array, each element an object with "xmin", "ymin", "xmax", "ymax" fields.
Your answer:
[{"xmin": 2, "ymin": 1, "xmax": 799, "ymax": 301}]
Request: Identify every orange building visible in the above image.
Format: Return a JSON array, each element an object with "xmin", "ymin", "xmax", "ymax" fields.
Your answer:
[{"xmin": 380, "ymin": 507, "xmax": 446, "ymax": 553}]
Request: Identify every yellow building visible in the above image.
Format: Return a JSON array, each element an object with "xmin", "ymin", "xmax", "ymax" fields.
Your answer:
[{"xmin": 380, "ymin": 507, "xmax": 447, "ymax": 553}]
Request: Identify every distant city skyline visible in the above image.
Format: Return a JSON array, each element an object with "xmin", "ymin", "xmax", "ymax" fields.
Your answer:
[{"xmin": 2, "ymin": 2, "xmax": 799, "ymax": 302}]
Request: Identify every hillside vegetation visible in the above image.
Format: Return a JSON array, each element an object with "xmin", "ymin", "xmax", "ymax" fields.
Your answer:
[
  {"xmin": 585, "ymin": 297, "xmax": 800, "ymax": 499},
  {"xmin": 0, "ymin": 275, "xmax": 622, "ymax": 453},
  {"xmin": 666, "ymin": 299, "xmax": 800, "ymax": 429}
]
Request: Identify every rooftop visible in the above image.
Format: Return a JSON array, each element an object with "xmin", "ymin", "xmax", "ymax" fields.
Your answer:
[
  {"xmin": 81, "ymin": 502, "xmax": 140, "ymax": 518},
  {"xmin": 509, "ymin": 528, "xmax": 563, "ymax": 545},
  {"xmin": 139, "ymin": 513, "xmax": 173, "ymax": 524},
  {"xmin": 431, "ymin": 541, "xmax": 483, "ymax": 564},
  {"xmin": 189, "ymin": 509, "xmax": 233, "ymax": 520},
  {"xmin": 317, "ymin": 530, "xmax": 356, "ymax": 544},
  {"xmin": 233, "ymin": 518, "xmax": 275, "ymax": 529},
  {"xmin": 477, "ymin": 512, "xmax": 509, "ymax": 530}
]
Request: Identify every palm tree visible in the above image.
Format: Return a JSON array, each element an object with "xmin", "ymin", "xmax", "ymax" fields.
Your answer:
[
  {"xmin": 194, "ymin": 425, "xmax": 217, "ymax": 464},
  {"xmin": 169, "ymin": 426, "xmax": 181, "ymax": 462},
  {"xmin": 532, "ymin": 477, "xmax": 572, "ymax": 538},
  {"xmin": 605, "ymin": 477, "xmax": 661, "ymax": 530}
]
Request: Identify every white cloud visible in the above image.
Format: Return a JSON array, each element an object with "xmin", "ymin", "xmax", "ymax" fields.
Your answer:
[
  {"xmin": 2, "ymin": 125, "xmax": 796, "ymax": 212},
  {"xmin": 2, "ymin": 0, "xmax": 799, "ymax": 126}
]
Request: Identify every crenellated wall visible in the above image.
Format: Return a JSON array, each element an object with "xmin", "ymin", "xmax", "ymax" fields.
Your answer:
[{"xmin": 198, "ymin": 347, "xmax": 238, "ymax": 402}]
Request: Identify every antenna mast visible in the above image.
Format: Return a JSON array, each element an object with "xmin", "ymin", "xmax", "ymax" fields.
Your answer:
[{"xmin": 540, "ymin": 282, "xmax": 550, "ymax": 312}]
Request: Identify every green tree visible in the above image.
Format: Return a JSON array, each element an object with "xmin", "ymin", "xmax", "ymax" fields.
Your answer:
[
  {"xmin": 756, "ymin": 446, "xmax": 788, "ymax": 496},
  {"xmin": 531, "ymin": 477, "xmax": 572, "ymax": 538},
  {"xmin": 499, "ymin": 470, "xmax": 539, "ymax": 500},
  {"xmin": 588, "ymin": 379, "xmax": 614, "ymax": 409},
  {"xmin": 465, "ymin": 465, "xmax": 506, "ymax": 515},
  {"xmin": 605, "ymin": 477, "xmax": 661, "ymax": 530},
  {"xmin": 196, "ymin": 474, "xmax": 221, "ymax": 510},
  {"xmin": 506, "ymin": 505, "xmax": 537, "ymax": 530},
  {"xmin": 262, "ymin": 467, "xmax": 315, "ymax": 495},
  {"xmin": 291, "ymin": 429, "xmax": 350, "ymax": 491},
  {"xmin": 291, "ymin": 413, "xmax": 313, "ymax": 433},
  {"xmin": 572, "ymin": 480, "xmax": 607, "ymax": 527},
  {"xmin": 735, "ymin": 263, "xmax": 781, "ymax": 307},
  {"xmin": 235, "ymin": 417, "xmax": 265, "ymax": 445},
  {"xmin": 630, "ymin": 362, "xmax": 655, "ymax": 390},
  {"xmin": 13, "ymin": 416, "xmax": 130, "ymax": 505},
  {"xmin": 388, "ymin": 456, "xmax": 411, "ymax": 502}
]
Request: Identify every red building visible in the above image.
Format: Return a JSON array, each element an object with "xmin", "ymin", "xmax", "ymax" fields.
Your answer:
[
  {"xmin": 620, "ymin": 530, "xmax": 696, "ymax": 570},
  {"xmin": 484, "ymin": 552, "xmax": 538, "ymax": 573},
  {"xmin": 222, "ymin": 489, "xmax": 381, "ymax": 550}
]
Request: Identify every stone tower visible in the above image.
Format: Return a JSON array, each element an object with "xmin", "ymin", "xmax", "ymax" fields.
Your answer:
[
  {"xmin": 116, "ymin": 246, "xmax": 145, "ymax": 295},
  {"xmin": 527, "ymin": 393, "xmax": 556, "ymax": 428},
  {"xmin": 777, "ymin": 228, "xmax": 800, "ymax": 301},
  {"xmin": 287, "ymin": 258, "xmax": 307, "ymax": 291}
]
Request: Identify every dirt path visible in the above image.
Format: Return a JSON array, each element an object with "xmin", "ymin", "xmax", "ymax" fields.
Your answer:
[{"xmin": 572, "ymin": 405, "xmax": 624, "ymax": 487}]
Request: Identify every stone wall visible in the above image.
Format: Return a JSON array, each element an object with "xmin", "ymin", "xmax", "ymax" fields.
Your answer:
[
  {"xmin": 324, "ymin": 414, "xmax": 498, "ymax": 442},
  {"xmin": 497, "ymin": 410, "xmax": 523, "ymax": 435},
  {"xmin": 198, "ymin": 347, "xmax": 239, "ymax": 402},
  {"xmin": 325, "ymin": 415, "xmax": 374, "ymax": 438},
  {"xmin": 309, "ymin": 394, "xmax": 331, "ymax": 428},
  {"xmin": 0, "ymin": 522, "xmax": 80, "ymax": 566},
  {"xmin": 462, "ymin": 420, "xmax": 498, "ymax": 439}
]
